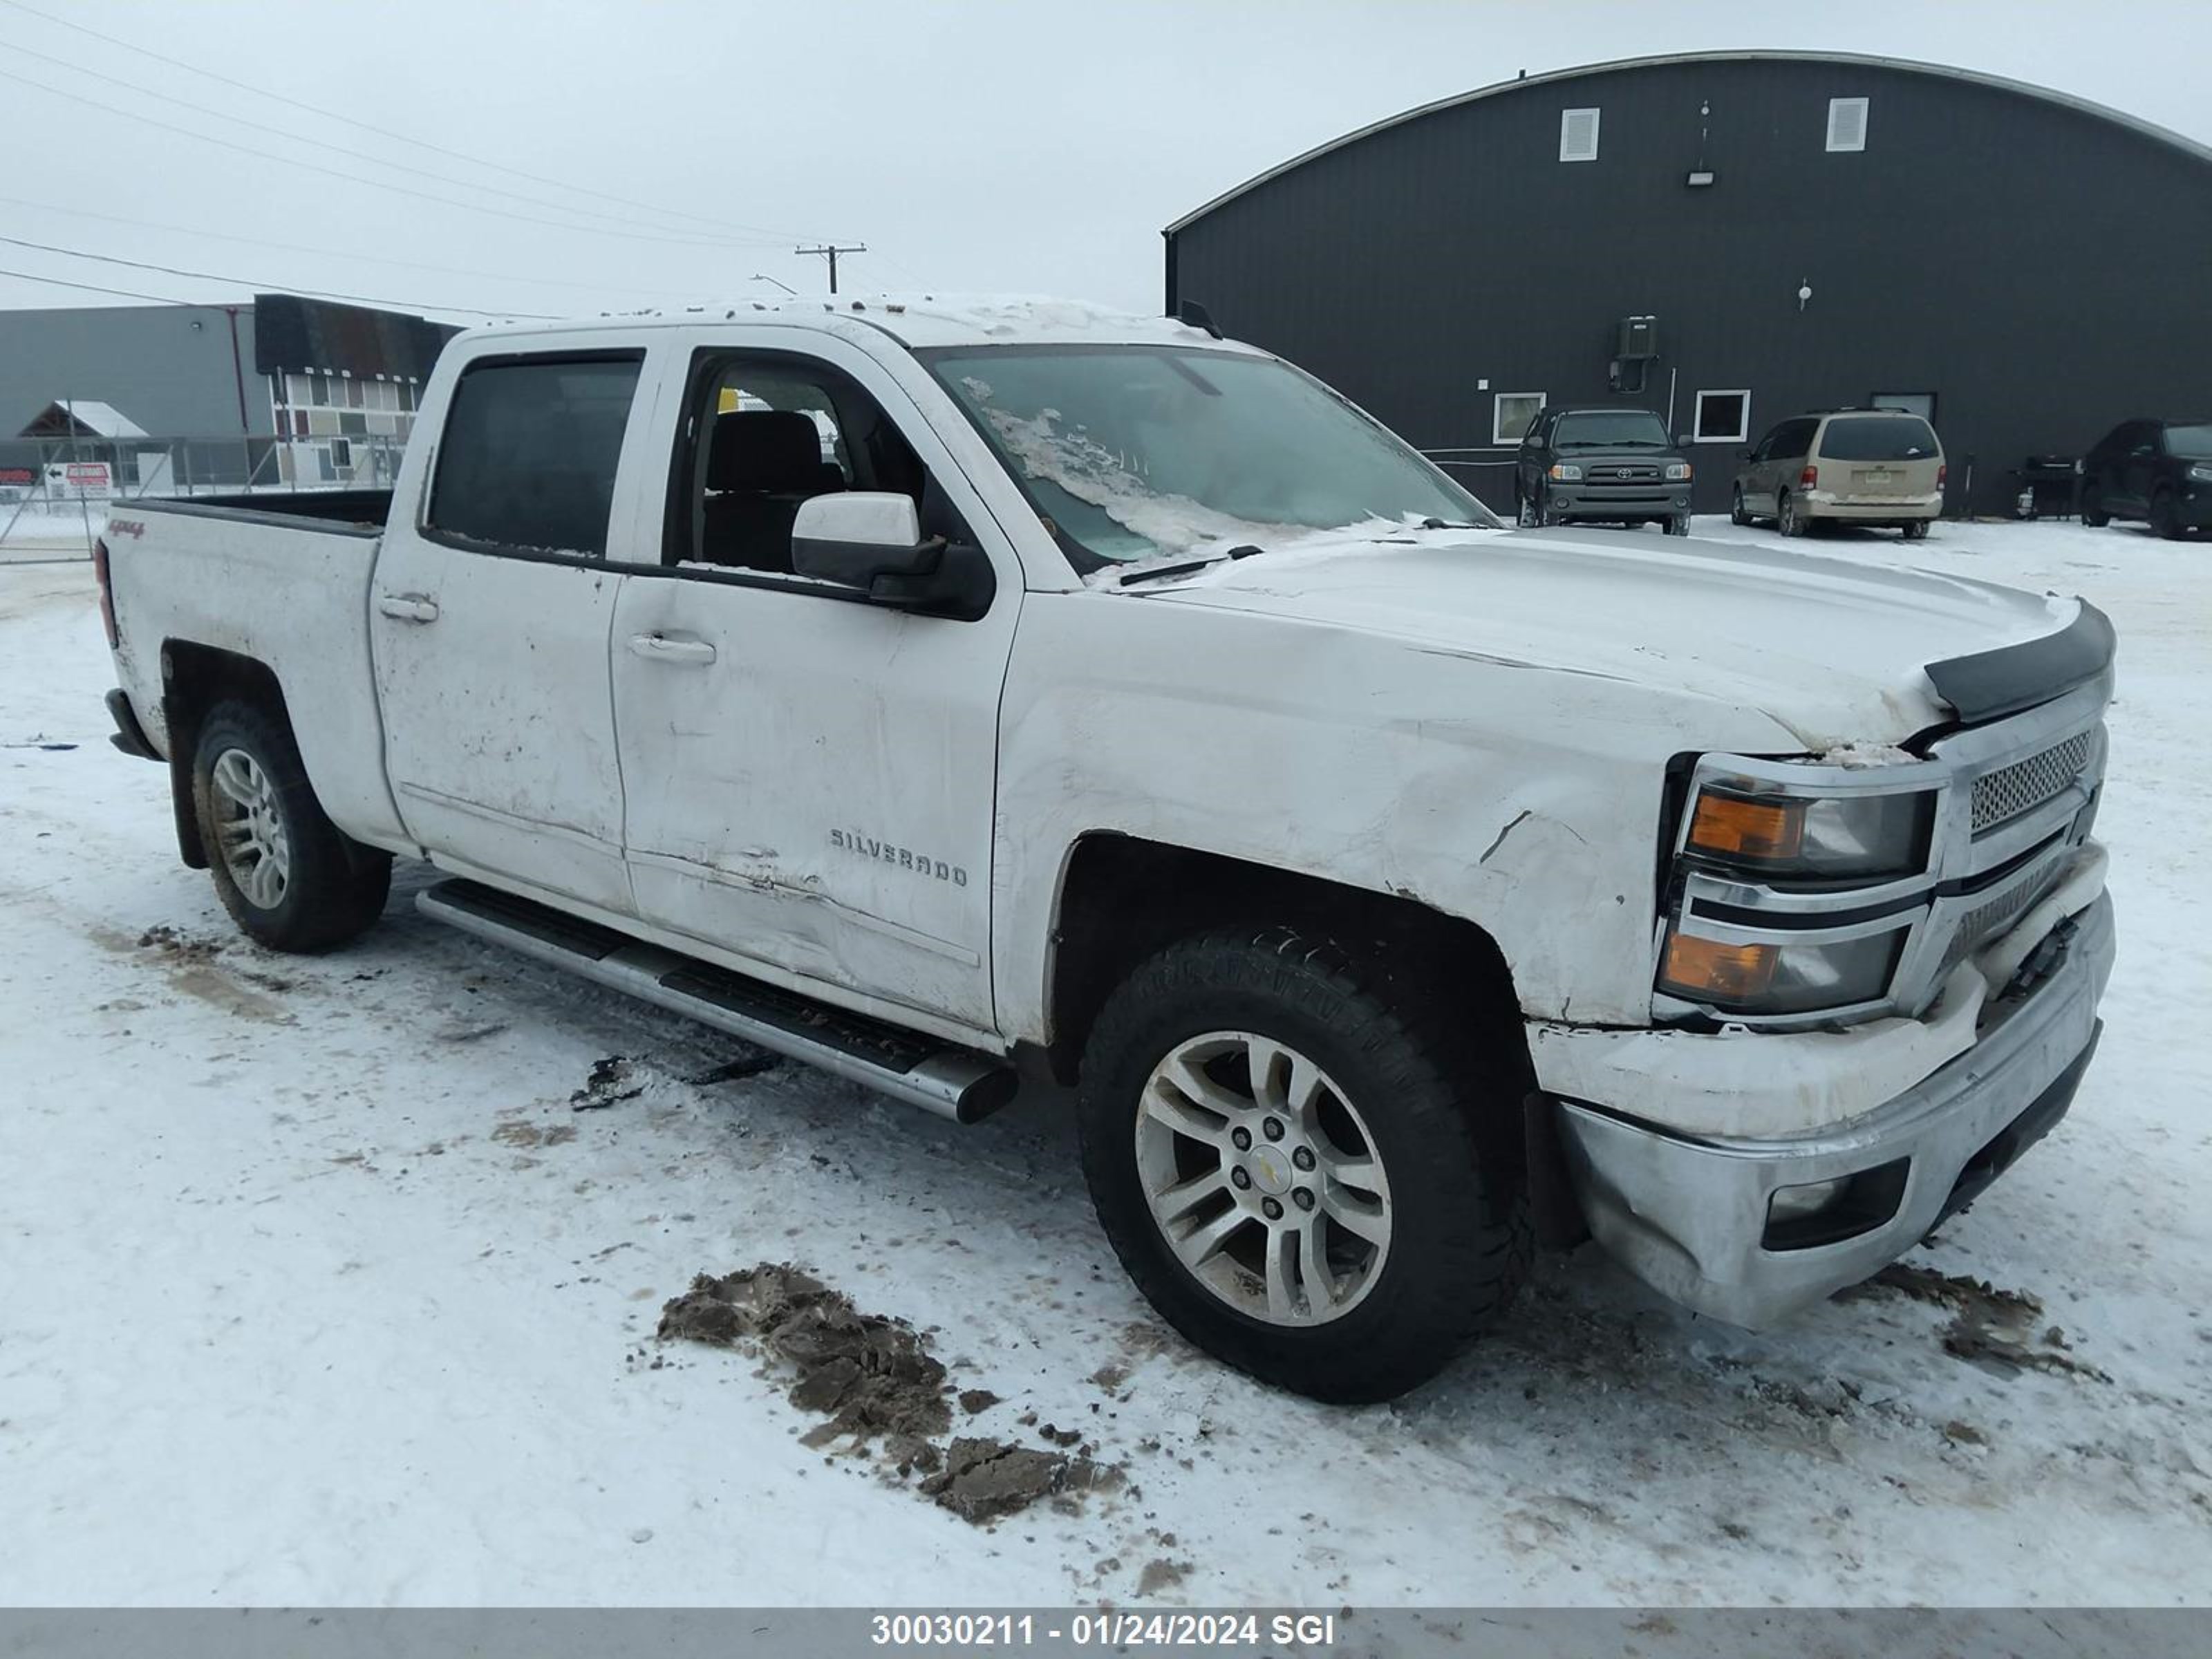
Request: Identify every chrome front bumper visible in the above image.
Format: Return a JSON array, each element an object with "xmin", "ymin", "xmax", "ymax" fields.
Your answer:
[{"xmin": 1555, "ymin": 891, "xmax": 2115, "ymax": 1328}]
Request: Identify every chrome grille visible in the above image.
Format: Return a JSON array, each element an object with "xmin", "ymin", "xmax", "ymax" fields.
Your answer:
[
  {"xmin": 1971, "ymin": 730, "xmax": 2094, "ymax": 832},
  {"xmin": 1938, "ymin": 861, "xmax": 2062, "ymax": 976}
]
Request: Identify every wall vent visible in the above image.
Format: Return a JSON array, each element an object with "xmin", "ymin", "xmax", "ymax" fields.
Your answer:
[
  {"xmin": 1827, "ymin": 97, "xmax": 1869, "ymax": 153},
  {"xmin": 1559, "ymin": 107, "xmax": 1601, "ymax": 162}
]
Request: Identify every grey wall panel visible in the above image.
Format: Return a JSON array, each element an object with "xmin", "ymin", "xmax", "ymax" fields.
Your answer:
[{"xmin": 0, "ymin": 304, "xmax": 272, "ymax": 439}]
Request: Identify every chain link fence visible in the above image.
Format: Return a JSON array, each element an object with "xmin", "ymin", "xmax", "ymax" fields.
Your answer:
[{"xmin": 1, "ymin": 431, "xmax": 406, "ymax": 556}]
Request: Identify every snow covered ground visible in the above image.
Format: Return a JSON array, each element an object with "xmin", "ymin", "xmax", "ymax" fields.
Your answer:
[{"xmin": 3, "ymin": 517, "xmax": 2208, "ymax": 1609}]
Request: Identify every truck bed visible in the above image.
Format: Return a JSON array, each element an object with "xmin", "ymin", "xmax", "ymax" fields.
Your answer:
[
  {"xmin": 120, "ymin": 489, "xmax": 395, "ymax": 533},
  {"xmin": 103, "ymin": 489, "xmax": 409, "ymax": 849}
]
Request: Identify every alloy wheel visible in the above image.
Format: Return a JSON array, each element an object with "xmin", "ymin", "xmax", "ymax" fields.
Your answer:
[
  {"xmin": 209, "ymin": 747, "xmax": 291, "ymax": 910},
  {"xmin": 1134, "ymin": 1031, "xmax": 1392, "ymax": 1327}
]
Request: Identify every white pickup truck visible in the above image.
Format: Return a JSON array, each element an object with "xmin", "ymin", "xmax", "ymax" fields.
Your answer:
[{"xmin": 95, "ymin": 297, "xmax": 2117, "ymax": 1401}]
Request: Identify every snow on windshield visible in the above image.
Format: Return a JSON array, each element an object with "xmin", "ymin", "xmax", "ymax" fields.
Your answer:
[
  {"xmin": 935, "ymin": 352, "xmax": 1495, "ymax": 575},
  {"xmin": 962, "ymin": 379, "xmax": 1326, "ymax": 563}
]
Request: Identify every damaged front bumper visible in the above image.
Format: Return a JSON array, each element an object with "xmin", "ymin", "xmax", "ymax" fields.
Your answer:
[{"xmin": 1549, "ymin": 888, "xmax": 2115, "ymax": 1329}]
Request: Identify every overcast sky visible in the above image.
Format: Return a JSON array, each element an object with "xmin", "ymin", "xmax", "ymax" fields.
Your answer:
[{"xmin": 2, "ymin": 0, "xmax": 2207, "ymax": 323}]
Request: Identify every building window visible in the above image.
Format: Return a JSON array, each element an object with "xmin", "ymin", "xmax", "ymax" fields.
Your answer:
[
  {"xmin": 1826, "ymin": 97, "xmax": 1869, "ymax": 153},
  {"xmin": 1872, "ymin": 391, "xmax": 1936, "ymax": 422},
  {"xmin": 1693, "ymin": 390, "xmax": 1751, "ymax": 444},
  {"xmin": 1494, "ymin": 392, "xmax": 1546, "ymax": 444},
  {"xmin": 1559, "ymin": 107, "xmax": 1600, "ymax": 163},
  {"xmin": 329, "ymin": 438, "xmax": 353, "ymax": 470}
]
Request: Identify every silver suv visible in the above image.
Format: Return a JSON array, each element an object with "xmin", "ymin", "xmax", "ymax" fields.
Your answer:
[{"xmin": 1732, "ymin": 410, "xmax": 1946, "ymax": 539}]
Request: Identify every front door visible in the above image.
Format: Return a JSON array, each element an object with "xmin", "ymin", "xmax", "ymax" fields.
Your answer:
[
  {"xmin": 608, "ymin": 335, "xmax": 1019, "ymax": 1033},
  {"xmin": 372, "ymin": 345, "xmax": 657, "ymax": 914}
]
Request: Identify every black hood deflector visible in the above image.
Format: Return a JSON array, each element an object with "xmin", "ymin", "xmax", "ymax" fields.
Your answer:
[{"xmin": 1924, "ymin": 600, "xmax": 2115, "ymax": 724}]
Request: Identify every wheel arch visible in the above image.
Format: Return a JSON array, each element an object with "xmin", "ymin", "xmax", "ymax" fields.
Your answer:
[
  {"xmin": 159, "ymin": 639, "xmax": 292, "ymax": 870},
  {"xmin": 1045, "ymin": 833, "xmax": 1580, "ymax": 1253}
]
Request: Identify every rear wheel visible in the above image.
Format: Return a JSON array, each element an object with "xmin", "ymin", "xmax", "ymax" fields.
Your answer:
[
  {"xmin": 2080, "ymin": 485, "xmax": 2110, "ymax": 528},
  {"xmin": 1902, "ymin": 519, "xmax": 1931, "ymax": 541},
  {"xmin": 1778, "ymin": 491, "xmax": 1807, "ymax": 538},
  {"xmin": 2150, "ymin": 487, "xmax": 2188, "ymax": 541},
  {"xmin": 192, "ymin": 700, "xmax": 391, "ymax": 953},
  {"xmin": 1730, "ymin": 487, "xmax": 1752, "ymax": 527},
  {"xmin": 1077, "ymin": 926, "xmax": 1529, "ymax": 1403}
]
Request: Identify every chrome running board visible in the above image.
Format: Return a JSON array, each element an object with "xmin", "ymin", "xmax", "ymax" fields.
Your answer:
[{"xmin": 415, "ymin": 879, "xmax": 1015, "ymax": 1123}]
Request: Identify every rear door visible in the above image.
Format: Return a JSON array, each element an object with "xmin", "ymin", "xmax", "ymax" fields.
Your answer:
[
  {"xmin": 371, "ymin": 342, "xmax": 659, "ymax": 914},
  {"xmin": 2117, "ymin": 422, "xmax": 2162, "ymax": 511},
  {"xmin": 1815, "ymin": 414, "xmax": 1941, "ymax": 503},
  {"xmin": 606, "ymin": 330, "xmax": 1021, "ymax": 1035}
]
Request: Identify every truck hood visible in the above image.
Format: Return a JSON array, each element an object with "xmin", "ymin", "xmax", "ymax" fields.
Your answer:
[{"xmin": 1134, "ymin": 528, "xmax": 2084, "ymax": 748}]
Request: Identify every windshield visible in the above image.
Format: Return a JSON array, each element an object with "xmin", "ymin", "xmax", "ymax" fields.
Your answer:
[
  {"xmin": 1553, "ymin": 411, "xmax": 1671, "ymax": 449},
  {"xmin": 2166, "ymin": 422, "xmax": 2212, "ymax": 460},
  {"xmin": 1819, "ymin": 415, "xmax": 1940, "ymax": 461},
  {"xmin": 922, "ymin": 345, "xmax": 1498, "ymax": 569}
]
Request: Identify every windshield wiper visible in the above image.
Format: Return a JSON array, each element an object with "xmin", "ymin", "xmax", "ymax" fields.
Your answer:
[{"xmin": 1114, "ymin": 544, "xmax": 1264, "ymax": 588}]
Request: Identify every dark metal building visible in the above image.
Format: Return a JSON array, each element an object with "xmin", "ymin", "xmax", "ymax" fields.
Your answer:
[{"xmin": 1164, "ymin": 51, "xmax": 2212, "ymax": 518}]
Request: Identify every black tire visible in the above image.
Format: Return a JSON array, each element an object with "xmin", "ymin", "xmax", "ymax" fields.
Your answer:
[
  {"xmin": 1730, "ymin": 487, "xmax": 1752, "ymax": 527},
  {"xmin": 1778, "ymin": 491, "xmax": 1807, "ymax": 537},
  {"xmin": 191, "ymin": 699, "xmax": 391, "ymax": 953},
  {"xmin": 2150, "ymin": 487, "xmax": 2188, "ymax": 541},
  {"xmin": 2080, "ymin": 486, "xmax": 2110, "ymax": 529},
  {"xmin": 1666, "ymin": 513, "xmax": 1693, "ymax": 537},
  {"xmin": 1515, "ymin": 484, "xmax": 1539, "ymax": 529},
  {"xmin": 1902, "ymin": 518, "xmax": 1931, "ymax": 541},
  {"xmin": 1076, "ymin": 925, "xmax": 1530, "ymax": 1403}
]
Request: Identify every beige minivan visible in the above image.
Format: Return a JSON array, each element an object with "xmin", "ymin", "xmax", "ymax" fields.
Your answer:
[{"xmin": 1731, "ymin": 409, "xmax": 1946, "ymax": 539}]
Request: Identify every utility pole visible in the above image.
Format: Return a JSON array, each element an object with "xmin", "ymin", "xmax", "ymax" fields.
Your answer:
[{"xmin": 795, "ymin": 243, "xmax": 865, "ymax": 295}]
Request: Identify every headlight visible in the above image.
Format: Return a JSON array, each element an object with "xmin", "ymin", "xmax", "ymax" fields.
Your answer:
[
  {"xmin": 1657, "ymin": 924, "xmax": 1906, "ymax": 1014},
  {"xmin": 1683, "ymin": 787, "xmax": 1931, "ymax": 880},
  {"xmin": 2189, "ymin": 463, "xmax": 2212, "ymax": 483},
  {"xmin": 1665, "ymin": 462, "xmax": 1693, "ymax": 481},
  {"xmin": 1548, "ymin": 463, "xmax": 1582, "ymax": 481}
]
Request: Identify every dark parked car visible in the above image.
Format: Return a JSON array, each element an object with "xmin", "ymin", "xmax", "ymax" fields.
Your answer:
[
  {"xmin": 1514, "ymin": 407, "xmax": 1694, "ymax": 535},
  {"xmin": 2079, "ymin": 418, "xmax": 2212, "ymax": 539}
]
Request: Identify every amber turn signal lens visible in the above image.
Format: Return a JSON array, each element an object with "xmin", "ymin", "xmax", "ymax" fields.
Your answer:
[
  {"xmin": 1660, "ymin": 932, "xmax": 1779, "ymax": 1002},
  {"xmin": 1686, "ymin": 793, "xmax": 1803, "ymax": 862}
]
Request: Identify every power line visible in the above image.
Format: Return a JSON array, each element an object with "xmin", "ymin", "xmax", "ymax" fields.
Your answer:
[
  {"xmin": 0, "ymin": 264, "xmax": 189, "ymax": 306},
  {"xmin": 0, "ymin": 191, "xmax": 715, "ymax": 301},
  {"xmin": 0, "ymin": 32, "xmax": 797, "ymax": 250},
  {"xmin": 0, "ymin": 0, "xmax": 838, "ymax": 248},
  {"xmin": 0, "ymin": 65, "xmax": 773, "ymax": 253},
  {"xmin": 0, "ymin": 234, "xmax": 554, "ymax": 319}
]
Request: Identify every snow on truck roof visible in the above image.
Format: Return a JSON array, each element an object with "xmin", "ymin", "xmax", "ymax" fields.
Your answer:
[{"xmin": 458, "ymin": 295, "xmax": 1255, "ymax": 354}]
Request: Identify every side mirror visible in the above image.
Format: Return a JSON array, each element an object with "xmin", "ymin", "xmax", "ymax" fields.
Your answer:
[
  {"xmin": 790, "ymin": 491, "xmax": 994, "ymax": 621},
  {"xmin": 1676, "ymin": 433, "xmax": 1692, "ymax": 449}
]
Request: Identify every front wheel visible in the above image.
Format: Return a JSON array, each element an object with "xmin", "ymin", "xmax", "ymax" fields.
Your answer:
[
  {"xmin": 1077, "ymin": 926, "xmax": 1529, "ymax": 1403},
  {"xmin": 1730, "ymin": 487, "xmax": 1752, "ymax": 527},
  {"xmin": 1665, "ymin": 513, "xmax": 1693, "ymax": 536},
  {"xmin": 2080, "ymin": 486, "xmax": 2110, "ymax": 529},
  {"xmin": 192, "ymin": 700, "xmax": 391, "ymax": 953},
  {"xmin": 2150, "ymin": 487, "xmax": 2188, "ymax": 541}
]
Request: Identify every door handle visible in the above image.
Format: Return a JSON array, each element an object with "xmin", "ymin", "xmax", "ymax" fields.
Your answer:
[
  {"xmin": 377, "ymin": 592, "xmax": 440, "ymax": 624},
  {"xmin": 627, "ymin": 632, "xmax": 717, "ymax": 666}
]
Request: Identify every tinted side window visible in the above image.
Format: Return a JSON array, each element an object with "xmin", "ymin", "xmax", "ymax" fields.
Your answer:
[{"xmin": 429, "ymin": 354, "xmax": 644, "ymax": 556}]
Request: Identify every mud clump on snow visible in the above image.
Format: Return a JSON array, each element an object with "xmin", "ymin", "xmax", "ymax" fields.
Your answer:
[
  {"xmin": 1851, "ymin": 1262, "xmax": 2112, "ymax": 1383},
  {"xmin": 659, "ymin": 1264, "xmax": 951, "ymax": 1443},
  {"xmin": 658, "ymin": 1264, "xmax": 1121, "ymax": 1526},
  {"xmin": 919, "ymin": 1436, "xmax": 1114, "ymax": 1524}
]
